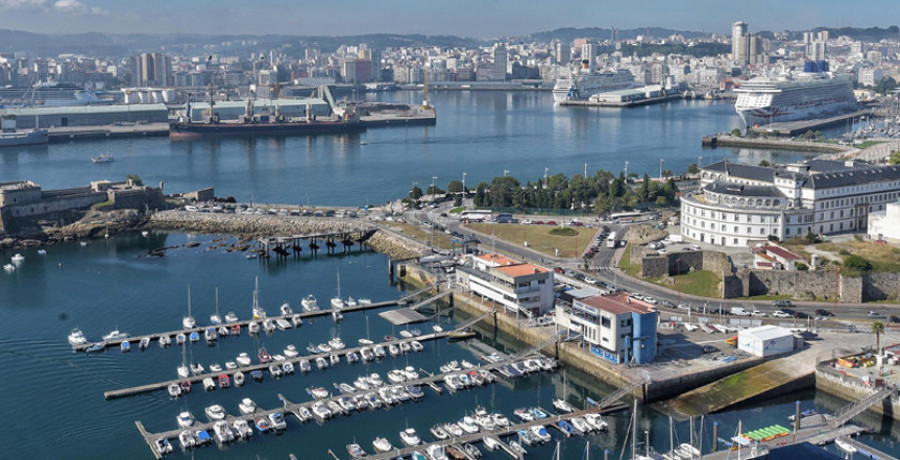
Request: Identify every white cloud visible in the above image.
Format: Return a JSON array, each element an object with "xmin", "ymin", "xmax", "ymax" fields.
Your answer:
[
  {"xmin": 0, "ymin": 0, "xmax": 48, "ymax": 12},
  {"xmin": 52, "ymin": 0, "xmax": 107, "ymax": 15}
]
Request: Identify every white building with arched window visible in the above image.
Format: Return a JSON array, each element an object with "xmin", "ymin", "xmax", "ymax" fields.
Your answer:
[{"xmin": 681, "ymin": 159, "xmax": 900, "ymax": 247}]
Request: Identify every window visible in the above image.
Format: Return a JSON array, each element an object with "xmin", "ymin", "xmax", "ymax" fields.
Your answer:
[{"xmin": 733, "ymin": 238, "xmax": 738, "ymax": 244}]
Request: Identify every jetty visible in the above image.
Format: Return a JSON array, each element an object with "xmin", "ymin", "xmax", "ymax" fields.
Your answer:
[
  {"xmin": 134, "ymin": 332, "xmax": 560, "ymax": 458},
  {"xmin": 747, "ymin": 109, "xmax": 875, "ymax": 136},
  {"xmin": 104, "ymin": 310, "xmax": 490, "ymax": 400},
  {"xmin": 77, "ymin": 286, "xmax": 440, "ymax": 353}
]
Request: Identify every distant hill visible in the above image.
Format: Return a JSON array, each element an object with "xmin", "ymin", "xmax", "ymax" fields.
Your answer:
[{"xmin": 523, "ymin": 27, "xmax": 711, "ymax": 43}]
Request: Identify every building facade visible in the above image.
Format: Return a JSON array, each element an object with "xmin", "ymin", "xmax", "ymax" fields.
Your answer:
[
  {"xmin": 560, "ymin": 293, "xmax": 657, "ymax": 365},
  {"xmin": 681, "ymin": 160, "xmax": 900, "ymax": 247},
  {"xmin": 456, "ymin": 253, "xmax": 554, "ymax": 317},
  {"xmin": 131, "ymin": 53, "xmax": 172, "ymax": 87}
]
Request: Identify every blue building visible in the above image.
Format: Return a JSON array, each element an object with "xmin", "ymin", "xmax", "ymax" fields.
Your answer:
[{"xmin": 561, "ymin": 292, "xmax": 658, "ymax": 365}]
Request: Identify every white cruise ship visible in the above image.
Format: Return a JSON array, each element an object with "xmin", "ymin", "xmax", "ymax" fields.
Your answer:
[
  {"xmin": 734, "ymin": 70, "xmax": 857, "ymax": 127},
  {"xmin": 553, "ymin": 63, "xmax": 635, "ymax": 102}
]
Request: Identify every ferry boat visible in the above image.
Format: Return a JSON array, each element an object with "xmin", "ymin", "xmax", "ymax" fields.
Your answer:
[
  {"xmin": 734, "ymin": 62, "xmax": 857, "ymax": 127},
  {"xmin": 91, "ymin": 153, "xmax": 114, "ymax": 163},
  {"xmin": 552, "ymin": 63, "xmax": 635, "ymax": 102}
]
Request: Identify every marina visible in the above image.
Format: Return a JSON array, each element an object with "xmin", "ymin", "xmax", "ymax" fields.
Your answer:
[{"xmin": 103, "ymin": 309, "xmax": 490, "ymax": 400}]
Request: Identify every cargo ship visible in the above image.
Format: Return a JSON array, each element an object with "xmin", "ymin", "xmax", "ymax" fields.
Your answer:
[
  {"xmin": 168, "ymin": 98, "xmax": 366, "ymax": 140},
  {"xmin": 0, "ymin": 115, "xmax": 48, "ymax": 148}
]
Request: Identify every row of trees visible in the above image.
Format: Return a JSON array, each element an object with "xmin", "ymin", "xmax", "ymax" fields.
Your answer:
[{"xmin": 444, "ymin": 171, "xmax": 683, "ymax": 214}]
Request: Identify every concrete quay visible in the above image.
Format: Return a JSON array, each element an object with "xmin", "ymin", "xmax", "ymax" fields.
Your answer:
[
  {"xmin": 47, "ymin": 122, "xmax": 169, "ymax": 141},
  {"xmin": 701, "ymin": 133, "xmax": 850, "ymax": 153}
]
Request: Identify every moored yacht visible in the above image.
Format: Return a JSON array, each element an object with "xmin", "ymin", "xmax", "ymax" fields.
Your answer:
[
  {"xmin": 239, "ymin": 398, "xmax": 257, "ymax": 415},
  {"xmin": 400, "ymin": 428, "xmax": 421, "ymax": 446},
  {"xmin": 373, "ymin": 436, "xmax": 393, "ymax": 452},
  {"xmin": 183, "ymin": 286, "xmax": 196, "ymax": 330},
  {"xmin": 205, "ymin": 404, "xmax": 227, "ymax": 421},
  {"xmin": 68, "ymin": 328, "xmax": 88, "ymax": 347},
  {"xmin": 177, "ymin": 411, "xmax": 195, "ymax": 429},
  {"xmin": 301, "ymin": 294, "xmax": 319, "ymax": 311}
]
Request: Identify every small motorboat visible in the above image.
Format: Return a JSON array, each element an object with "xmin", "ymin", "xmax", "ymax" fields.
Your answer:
[
  {"xmin": 571, "ymin": 416, "xmax": 591, "ymax": 434},
  {"xmin": 373, "ymin": 345, "xmax": 386, "ymax": 359},
  {"xmin": 328, "ymin": 337, "xmax": 346, "ymax": 350},
  {"xmin": 514, "ymin": 408, "xmax": 535, "ymax": 422},
  {"xmin": 120, "ymin": 341, "xmax": 131, "ymax": 353},
  {"xmin": 280, "ymin": 302, "xmax": 293, "ymax": 316},
  {"xmin": 530, "ymin": 425, "xmax": 551, "ymax": 443},
  {"xmin": 312, "ymin": 402, "xmax": 332, "ymax": 420},
  {"xmin": 194, "ymin": 430, "xmax": 211, "ymax": 446},
  {"xmin": 230, "ymin": 323, "xmax": 241, "ymax": 335},
  {"xmin": 158, "ymin": 335, "xmax": 171, "ymax": 347},
  {"xmin": 167, "ymin": 383, "xmax": 182, "ymax": 398},
  {"xmin": 307, "ymin": 386, "xmax": 329, "ymax": 399},
  {"xmin": 225, "ymin": 361, "xmax": 237, "ymax": 370},
  {"xmin": 3, "ymin": 263, "xmax": 16, "ymax": 272},
  {"xmin": 457, "ymin": 416, "xmax": 479, "ymax": 434},
  {"xmin": 426, "ymin": 444, "xmax": 449, "ymax": 460},
  {"xmin": 178, "ymin": 430, "xmax": 196, "ymax": 451},
  {"xmin": 301, "ymin": 294, "xmax": 319, "ymax": 312},
  {"xmin": 346, "ymin": 297, "xmax": 358, "ymax": 308},
  {"xmin": 316, "ymin": 357, "xmax": 328, "ymax": 370},
  {"xmin": 431, "ymin": 425, "xmax": 449, "ymax": 440},
  {"xmin": 233, "ymin": 371, "xmax": 245, "ymax": 386},
  {"xmin": 347, "ymin": 443, "xmax": 367, "ymax": 459},
  {"xmin": 179, "ymin": 380, "xmax": 192, "ymax": 394},
  {"xmin": 203, "ymin": 378, "xmax": 215, "ymax": 391},
  {"xmin": 218, "ymin": 374, "xmax": 230, "ymax": 389},
  {"xmin": 332, "ymin": 310, "xmax": 343, "ymax": 321},
  {"xmin": 175, "ymin": 333, "xmax": 186, "ymax": 345},
  {"xmin": 154, "ymin": 437, "xmax": 173, "ymax": 455},
  {"xmin": 204, "ymin": 404, "xmax": 227, "ymax": 421},
  {"xmin": 209, "ymin": 363, "xmax": 223, "ymax": 373},
  {"xmin": 262, "ymin": 318, "xmax": 276, "ymax": 333},
  {"xmin": 556, "ymin": 419, "xmax": 577, "ymax": 437},
  {"xmin": 213, "ymin": 420, "xmax": 234, "ymax": 444},
  {"xmin": 399, "ymin": 330, "xmax": 413, "ymax": 339},
  {"xmin": 835, "ymin": 438, "xmax": 858, "ymax": 454},
  {"xmin": 232, "ymin": 419, "xmax": 253, "ymax": 439},
  {"xmin": 373, "ymin": 436, "xmax": 393, "ymax": 453},
  {"xmin": 268, "ymin": 363, "xmax": 283, "ymax": 378},
  {"xmin": 239, "ymin": 398, "xmax": 257, "ymax": 415},
  {"xmin": 388, "ymin": 343, "xmax": 400, "ymax": 357},
  {"xmin": 483, "ymin": 436, "xmax": 501, "ymax": 451},
  {"xmin": 299, "ymin": 359, "xmax": 311, "ymax": 372},
  {"xmin": 443, "ymin": 423, "xmax": 463, "ymax": 437},
  {"xmin": 11, "ymin": 253, "xmax": 25, "ymax": 263},
  {"xmin": 224, "ymin": 312, "xmax": 239, "ymax": 323},
  {"xmin": 346, "ymin": 351, "xmax": 360, "ymax": 364},
  {"xmin": 188, "ymin": 331, "xmax": 200, "ymax": 343},
  {"xmin": 68, "ymin": 328, "xmax": 88, "ymax": 347},
  {"xmin": 282, "ymin": 362, "xmax": 295, "ymax": 374},
  {"xmin": 177, "ymin": 411, "xmax": 195, "ymax": 429},
  {"xmin": 248, "ymin": 321, "xmax": 260, "ymax": 334},
  {"xmin": 190, "ymin": 363, "xmax": 205, "ymax": 375},
  {"xmin": 284, "ymin": 344, "xmax": 299, "ymax": 357},
  {"xmin": 584, "ymin": 413, "xmax": 608, "ymax": 431},
  {"xmin": 254, "ymin": 416, "xmax": 270, "ymax": 433},
  {"xmin": 85, "ymin": 341, "xmax": 106, "ymax": 353},
  {"xmin": 509, "ymin": 440, "xmax": 527, "ymax": 457},
  {"xmin": 446, "ymin": 444, "xmax": 467, "ymax": 460},
  {"xmin": 400, "ymin": 428, "xmax": 421, "ymax": 446},
  {"xmin": 463, "ymin": 443, "xmax": 482, "ymax": 459},
  {"xmin": 529, "ymin": 407, "xmax": 549, "ymax": 419},
  {"xmin": 330, "ymin": 354, "xmax": 340, "ymax": 366},
  {"xmin": 258, "ymin": 348, "xmax": 272, "ymax": 363},
  {"xmin": 411, "ymin": 340, "xmax": 424, "ymax": 352},
  {"xmin": 236, "ymin": 352, "xmax": 252, "ymax": 366},
  {"xmin": 291, "ymin": 314, "xmax": 303, "ymax": 327},
  {"xmin": 102, "ymin": 329, "xmax": 129, "ymax": 341},
  {"xmin": 91, "ymin": 153, "xmax": 114, "ymax": 163}
]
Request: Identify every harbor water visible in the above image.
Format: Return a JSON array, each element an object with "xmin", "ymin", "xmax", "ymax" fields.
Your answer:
[
  {"xmin": 0, "ymin": 92, "xmax": 895, "ymax": 458},
  {"xmin": 0, "ymin": 92, "xmax": 844, "ymax": 207},
  {"xmin": 1, "ymin": 233, "xmax": 897, "ymax": 459}
]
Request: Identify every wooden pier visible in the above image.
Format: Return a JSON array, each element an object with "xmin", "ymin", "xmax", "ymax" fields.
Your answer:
[
  {"xmin": 255, "ymin": 228, "xmax": 377, "ymax": 257},
  {"xmin": 105, "ymin": 311, "xmax": 491, "ymax": 400}
]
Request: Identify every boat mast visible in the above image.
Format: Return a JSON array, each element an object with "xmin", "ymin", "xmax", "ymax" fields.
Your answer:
[
  {"xmin": 690, "ymin": 417, "xmax": 694, "ymax": 459},
  {"xmin": 215, "ymin": 287, "xmax": 219, "ymax": 317},
  {"xmin": 253, "ymin": 276, "xmax": 259, "ymax": 310},
  {"xmin": 632, "ymin": 399, "xmax": 637, "ymax": 460},
  {"xmin": 669, "ymin": 415, "xmax": 674, "ymax": 459},
  {"xmin": 737, "ymin": 420, "xmax": 742, "ymax": 460},
  {"xmin": 187, "ymin": 285, "xmax": 192, "ymax": 318}
]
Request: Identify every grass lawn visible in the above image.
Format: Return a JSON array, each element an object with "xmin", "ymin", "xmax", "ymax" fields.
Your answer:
[
  {"xmin": 465, "ymin": 223, "xmax": 595, "ymax": 259},
  {"xmin": 619, "ymin": 244, "xmax": 720, "ymax": 297},
  {"xmin": 818, "ymin": 240, "xmax": 900, "ymax": 272},
  {"xmin": 382, "ymin": 222, "xmax": 455, "ymax": 251}
]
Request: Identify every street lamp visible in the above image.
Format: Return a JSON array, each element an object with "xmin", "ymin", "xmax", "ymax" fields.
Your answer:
[
  {"xmin": 659, "ymin": 158, "xmax": 665, "ymax": 180},
  {"xmin": 462, "ymin": 172, "xmax": 467, "ymax": 192},
  {"xmin": 624, "ymin": 161, "xmax": 629, "ymax": 179}
]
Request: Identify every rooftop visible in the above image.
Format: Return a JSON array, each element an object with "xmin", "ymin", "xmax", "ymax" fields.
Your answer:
[
  {"xmin": 476, "ymin": 253, "xmax": 520, "ymax": 267},
  {"xmin": 494, "ymin": 263, "xmax": 549, "ymax": 277},
  {"xmin": 706, "ymin": 181, "xmax": 785, "ymax": 198},
  {"xmin": 577, "ymin": 292, "xmax": 656, "ymax": 315},
  {"xmin": 741, "ymin": 325, "xmax": 793, "ymax": 340},
  {"xmin": 761, "ymin": 244, "xmax": 803, "ymax": 261}
]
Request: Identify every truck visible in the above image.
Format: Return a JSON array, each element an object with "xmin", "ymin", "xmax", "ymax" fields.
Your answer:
[
  {"xmin": 730, "ymin": 306, "xmax": 751, "ymax": 316},
  {"xmin": 665, "ymin": 234, "xmax": 684, "ymax": 244}
]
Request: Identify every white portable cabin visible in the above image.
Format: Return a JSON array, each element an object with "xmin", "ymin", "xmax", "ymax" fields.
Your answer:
[{"xmin": 737, "ymin": 325, "xmax": 795, "ymax": 357}]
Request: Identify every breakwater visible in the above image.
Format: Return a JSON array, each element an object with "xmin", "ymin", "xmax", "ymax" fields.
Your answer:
[
  {"xmin": 147, "ymin": 210, "xmax": 429, "ymax": 259},
  {"xmin": 701, "ymin": 133, "xmax": 851, "ymax": 153}
]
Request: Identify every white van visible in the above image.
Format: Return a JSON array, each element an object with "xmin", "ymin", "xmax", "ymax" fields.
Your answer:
[{"xmin": 730, "ymin": 306, "xmax": 751, "ymax": 316}]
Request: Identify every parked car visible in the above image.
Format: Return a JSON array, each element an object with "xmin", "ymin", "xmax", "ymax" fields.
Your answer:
[
  {"xmin": 772, "ymin": 310, "xmax": 791, "ymax": 318},
  {"xmin": 773, "ymin": 299, "xmax": 794, "ymax": 308},
  {"xmin": 751, "ymin": 310, "xmax": 767, "ymax": 317},
  {"xmin": 814, "ymin": 309, "xmax": 833, "ymax": 317},
  {"xmin": 868, "ymin": 311, "xmax": 886, "ymax": 318}
]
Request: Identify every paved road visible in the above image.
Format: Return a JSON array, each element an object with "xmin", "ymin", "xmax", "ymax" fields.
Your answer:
[{"xmin": 403, "ymin": 202, "xmax": 897, "ymax": 323}]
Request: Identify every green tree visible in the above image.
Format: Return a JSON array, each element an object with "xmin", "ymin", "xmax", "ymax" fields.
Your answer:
[
  {"xmin": 655, "ymin": 196, "xmax": 668, "ymax": 207},
  {"xmin": 845, "ymin": 254, "xmax": 873, "ymax": 272},
  {"xmin": 126, "ymin": 174, "xmax": 143, "ymax": 186},
  {"xmin": 758, "ymin": 160, "xmax": 771, "ymax": 167},
  {"xmin": 687, "ymin": 163, "xmax": 700, "ymax": 175},
  {"xmin": 426, "ymin": 185, "xmax": 444, "ymax": 195},
  {"xmin": 873, "ymin": 321, "xmax": 886, "ymax": 355},
  {"xmin": 874, "ymin": 76, "xmax": 898, "ymax": 96},
  {"xmin": 662, "ymin": 168, "xmax": 673, "ymax": 179},
  {"xmin": 409, "ymin": 185, "xmax": 423, "ymax": 200},
  {"xmin": 447, "ymin": 180, "xmax": 464, "ymax": 194},
  {"xmin": 731, "ymin": 128, "xmax": 742, "ymax": 137},
  {"xmin": 889, "ymin": 151, "xmax": 900, "ymax": 165},
  {"xmin": 474, "ymin": 182, "xmax": 488, "ymax": 207}
]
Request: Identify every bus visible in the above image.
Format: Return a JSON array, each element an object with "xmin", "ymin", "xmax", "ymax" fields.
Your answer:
[
  {"xmin": 459, "ymin": 209, "xmax": 492, "ymax": 223},
  {"xmin": 609, "ymin": 211, "xmax": 658, "ymax": 224},
  {"xmin": 606, "ymin": 231, "xmax": 618, "ymax": 248}
]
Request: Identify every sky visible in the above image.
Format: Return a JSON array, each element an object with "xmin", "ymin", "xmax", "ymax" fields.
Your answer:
[{"xmin": 0, "ymin": 0, "xmax": 897, "ymax": 37}]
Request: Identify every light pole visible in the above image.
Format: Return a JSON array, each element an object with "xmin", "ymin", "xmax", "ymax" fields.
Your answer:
[
  {"xmin": 503, "ymin": 169, "xmax": 509, "ymax": 177},
  {"xmin": 462, "ymin": 172, "xmax": 467, "ymax": 193},
  {"xmin": 659, "ymin": 158, "xmax": 665, "ymax": 181},
  {"xmin": 584, "ymin": 162, "xmax": 588, "ymax": 178},
  {"xmin": 624, "ymin": 161, "xmax": 629, "ymax": 179}
]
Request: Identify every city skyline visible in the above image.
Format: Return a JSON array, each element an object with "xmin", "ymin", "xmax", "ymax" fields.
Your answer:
[{"xmin": 0, "ymin": 0, "xmax": 897, "ymax": 38}]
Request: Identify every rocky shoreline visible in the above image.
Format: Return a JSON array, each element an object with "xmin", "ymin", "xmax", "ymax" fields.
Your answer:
[{"xmin": 0, "ymin": 208, "xmax": 149, "ymax": 250}]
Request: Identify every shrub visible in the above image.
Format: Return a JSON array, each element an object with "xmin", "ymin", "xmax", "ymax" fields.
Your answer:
[
  {"xmin": 844, "ymin": 254, "xmax": 873, "ymax": 272},
  {"xmin": 796, "ymin": 262, "xmax": 809, "ymax": 271}
]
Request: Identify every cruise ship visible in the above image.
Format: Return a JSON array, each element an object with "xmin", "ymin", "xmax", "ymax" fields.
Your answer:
[
  {"xmin": 734, "ymin": 62, "xmax": 857, "ymax": 127},
  {"xmin": 552, "ymin": 61, "xmax": 635, "ymax": 102}
]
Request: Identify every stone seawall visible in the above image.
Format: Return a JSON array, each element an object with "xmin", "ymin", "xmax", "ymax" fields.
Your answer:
[
  {"xmin": 736, "ymin": 270, "xmax": 900, "ymax": 302},
  {"xmin": 148, "ymin": 210, "xmax": 430, "ymax": 260},
  {"xmin": 816, "ymin": 367, "xmax": 900, "ymax": 420}
]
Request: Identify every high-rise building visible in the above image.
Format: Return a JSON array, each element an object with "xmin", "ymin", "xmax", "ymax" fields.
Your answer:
[
  {"xmin": 804, "ymin": 30, "xmax": 828, "ymax": 61},
  {"xmin": 131, "ymin": 53, "xmax": 172, "ymax": 87},
  {"xmin": 370, "ymin": 50, "xmax": 382, "ymax": 82},
  {"xmin": 492, "ymin": 44, "xmax": 507, "ymax": 81},
  {"xmin": 555, "ymin": 43, "xmax": 570, "ymax": 65},
  {"xmin": 581, "ymin": 42, "xmax": 596, "ymax": 69},
  {"xmin": 732, "ymin": 21, "xmax": 748, "ymax": 61},
  {"xmin": 747, "ymin": 34, "xmax": 762, "ymax": 65}
]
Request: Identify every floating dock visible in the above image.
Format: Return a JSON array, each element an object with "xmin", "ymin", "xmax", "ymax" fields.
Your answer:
[
  {"xmin": 379, "ymin": 291, "xmax": 452, "ymax": 325},
  {"xmin": 104, "ymin": 311, "xmax": 491, "ymax": 400},
  {"xmin": 748, "ymin": 109, "xmax": 876, "ymax": 136},
  {"xmin": 77, "ymin": 286, "xmax": 440, "ymax": 353}
]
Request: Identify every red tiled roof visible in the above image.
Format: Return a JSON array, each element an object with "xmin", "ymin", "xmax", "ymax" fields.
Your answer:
[
  {"xmin": 495, "ymin": 263, "xmax": 549, "ymax": 277},
  {"xmin": 764, "ymin": 245, "xmax": 803, "ymax": 261},
  {"xmin": 476, "ymin": 253, "xmax": 519, "ymax": 266}
]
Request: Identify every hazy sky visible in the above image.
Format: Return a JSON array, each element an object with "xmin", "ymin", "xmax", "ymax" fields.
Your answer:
[{"xmin": 0, "ymin": 0, "xmax": 897, "ymax": 37}]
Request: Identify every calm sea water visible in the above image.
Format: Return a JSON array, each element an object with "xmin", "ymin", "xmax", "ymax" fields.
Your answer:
[
  {"xmin": 0, "ymin": 93, "xmax": 893, "ymax": 458},
  {"xmin": 0, "ymin": 92, "xmax": 839, "ymax": 207}
]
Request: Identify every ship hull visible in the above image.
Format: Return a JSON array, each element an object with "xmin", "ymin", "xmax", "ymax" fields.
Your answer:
[
  {"xmin": 168, "ymin": 121, "xmax": 366, "ymax": 140},
  {"xmin": 0, "ymin": 130, "xmax": 49, "ymax": 148}
]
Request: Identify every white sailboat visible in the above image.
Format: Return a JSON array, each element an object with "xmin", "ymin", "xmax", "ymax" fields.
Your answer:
[
  {"xmin": 177, "ymin": 334, "xmax": 189, "ymax": 378},
  {"xmin": 182, "ymin": 285, "xmax": 196, "ymax": 330},
  {"xmin": 210, "ymin": 288, "xmax": 222, "ymax": 325},
  {"xmin": 251, "ymin": 276, "xmax": 266, "ymax": 320},
  {"xmin": 331, "ymin": 272, "xmax": 345, "ymax": 309}
]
